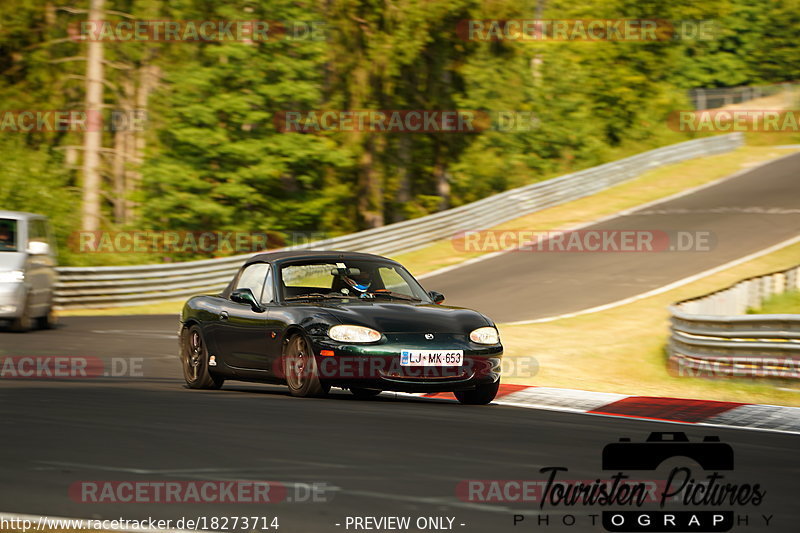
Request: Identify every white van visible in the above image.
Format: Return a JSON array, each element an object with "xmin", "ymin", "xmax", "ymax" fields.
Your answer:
[{"xmin": 0, "ymin": 211, "xmax": 57, "ymax": 331}]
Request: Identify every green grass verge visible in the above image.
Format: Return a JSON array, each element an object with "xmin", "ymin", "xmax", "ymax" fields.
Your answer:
[{"xmin": 748, "ymin": 290, "xmax": 800, "ymax": 314}]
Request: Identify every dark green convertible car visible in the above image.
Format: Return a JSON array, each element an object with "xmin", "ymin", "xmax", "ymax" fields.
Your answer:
[{"xmin": 179, "ymin": 250, "xmax": 503, "ymax": 404}]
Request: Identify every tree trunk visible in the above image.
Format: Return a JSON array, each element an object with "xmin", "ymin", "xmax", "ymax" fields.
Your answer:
[
  {"xmin": 434, "ymin": 143, "xmax": 450, "ymax": 211},
  {"xmin": 112, "ymin": 125, "xmax": 125, "ymax": 224},
  {"xmin": 358, "ymin": 135, "xmax": 384, "ymax": 228},
  {"xmin": 125, "ymin": 63, "xmax": 157, "ymax": 222},
  {"xmin": 80, "ymin": 0, "xmax": 105, "ymax": 231},
  {"xmin": 392, "ymin": 135, "xmax": 411, "ymax": 223}
]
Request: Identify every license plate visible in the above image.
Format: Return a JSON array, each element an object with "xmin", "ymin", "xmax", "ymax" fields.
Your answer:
[{"xmin": 400, "ymin": 350, "xmax": 463, "ymax": 366}]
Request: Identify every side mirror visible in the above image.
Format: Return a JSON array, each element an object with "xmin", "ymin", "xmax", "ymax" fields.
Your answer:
[
  {"xmin": 27, "ymin": 241, "xmax": 50, "ymax": 256},
  {"xmin": 428, "ymin": 290, "xmax": 445, "ymax": 304},
  {"xmin": 231, "ymin": 288, "xmax": 264, "ymax": 312}
]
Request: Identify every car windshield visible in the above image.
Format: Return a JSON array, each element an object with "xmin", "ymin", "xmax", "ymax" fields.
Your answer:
[
  {"xmin": 0, "ymin": 219, "xmax": 18, "ymax": 252},
  {"xmin": 280, "ymin": 259, "xmax": 431, "ymax": 303}
]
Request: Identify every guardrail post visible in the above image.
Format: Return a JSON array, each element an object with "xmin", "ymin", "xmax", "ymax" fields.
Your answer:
[
  {"xmin": 774, "ymin": 273, "xmax": 786, "ymax": 295},
  {"xmin": 788, "ymin": 267, "xmax": 799, "ymax": 291},
  {"xmin": 761, "ymin": 275, "xmax": 773, "ymax": 305},
  {"xmin": 695, "ymin": 88, "xmax": 706, "ymax": 110},
  {"xmin": 735, "ymin": 282, "xmax": 747, "ymax": 314},
  {"xmin": 746, "ymin": 280, "xmax": 758, "ymax": 311}
]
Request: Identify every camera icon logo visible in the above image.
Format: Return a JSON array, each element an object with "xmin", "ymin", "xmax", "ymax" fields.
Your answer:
[{"xmin": 602, "ymin": 432, "xmax": 734, "ymax": 471}]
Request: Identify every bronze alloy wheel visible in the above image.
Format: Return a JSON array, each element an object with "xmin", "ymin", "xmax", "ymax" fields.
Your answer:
[
  {"xmin": 181, "ymin": 325, "xmax": 223, "ymax": 390},
  {"xmin": 283, "ymin": 334, "xmax": 325, "ymax": 397}
]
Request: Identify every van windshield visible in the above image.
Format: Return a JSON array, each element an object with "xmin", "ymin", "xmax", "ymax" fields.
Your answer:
[{"xmin": 0, "ymin": 219, "xmax": 18, "ymax": 252}]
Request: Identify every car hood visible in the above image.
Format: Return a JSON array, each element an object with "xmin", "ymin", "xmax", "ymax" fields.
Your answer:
[
  {"xmin": 0, "ymin": 252, "xmax": 25, "ymax": 271},
  {"xmin": 317, "ymin": 302, "xmax": 494, "ymax": 334}
]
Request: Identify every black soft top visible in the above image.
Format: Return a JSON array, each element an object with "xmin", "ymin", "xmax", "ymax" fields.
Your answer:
[{"xmin": 243, "ymin": 249, "xmax": 400, "ymax": 267}]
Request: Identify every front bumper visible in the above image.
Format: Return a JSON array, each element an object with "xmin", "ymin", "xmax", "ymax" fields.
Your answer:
[
  {"xmin": 309, "ymin": 333, "xmax": 503, "ymax": 392},
  {"xmin": 0, "ymin": 282, "xmax": 25, "ymax": 319}
]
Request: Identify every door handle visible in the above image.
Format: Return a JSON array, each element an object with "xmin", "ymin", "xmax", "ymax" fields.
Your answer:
[{"xmin": 220, "ymin": 311, "xmax": 229, "ymax": 321}]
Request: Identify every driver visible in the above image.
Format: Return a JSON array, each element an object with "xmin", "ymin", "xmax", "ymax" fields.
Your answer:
[
  {"xmin": 342, "ymin": 271, "xmax": 373, "ymax": 294},
  {"xmin": 0, "ymin": 224, "xmax": 15, "ymax": 251}
]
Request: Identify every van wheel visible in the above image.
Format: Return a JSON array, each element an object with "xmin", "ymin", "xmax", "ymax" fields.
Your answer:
[
  {"xmin": 10, "ymin": 295, "xmax": 32, "ymax": 332},
  {"xmin": 36, "ymin": 306, "xmax": 57, "ymax": 330}
]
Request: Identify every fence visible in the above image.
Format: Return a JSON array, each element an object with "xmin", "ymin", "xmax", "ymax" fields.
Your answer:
[
  {"xmin": 54, "ymin": 133, "xmax": 744, "ymax": 309},
  {"xmin": 668, "ymin": 265, "xmax": 800, "ymax": 380},
  {"xmin": 688, "ymin": 83, "xmax": 796, "ymax": 110}
]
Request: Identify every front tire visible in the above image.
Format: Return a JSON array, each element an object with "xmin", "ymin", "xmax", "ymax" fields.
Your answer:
[
  {"xmin": 36, "ymin": 305, "xmax": 57, "ymax": 330},
  {"xmin": 181, "ymin": 325, "xmax": 224, "ymax": 389},
  {"xmin": 283, "ymin": 334, "xmax": 325, "ymax": 397},
  {"xmin": 454, "ymin": 380, "xmax": 499, "ymax": 405},
  {"xmin": 10, "ymin": 293, "xmax": 32, "ymax": 332}
]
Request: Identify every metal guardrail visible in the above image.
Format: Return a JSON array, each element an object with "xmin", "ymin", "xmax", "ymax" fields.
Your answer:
[
  {"xmin": 668, "ymin": 265, "xmax": 800, "ymax": 380},
  {"xmin": 688, "ymin": 83, "xmax": 796, "ymax": 110},
  {"xmin": 54, "ymin": 133, "xmax": 744, "ymax": 309}
]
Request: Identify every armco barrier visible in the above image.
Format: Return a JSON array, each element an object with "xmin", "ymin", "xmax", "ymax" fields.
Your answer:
[
  {"xmin": 668, "ymin": 264, "xmax": 800, "ymax": 379},
  {"xmin": 688, "ymin": 82, "xmax": 795, "ymax": 110},
  {"xmin": 55, "ymin": 133, "xmax": 743, "ymax": 309}
]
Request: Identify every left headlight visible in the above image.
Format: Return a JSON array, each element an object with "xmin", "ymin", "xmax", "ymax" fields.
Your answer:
[
  {"xmin": 470, "ymin": 326, "xmax": 499, "ymax": 345},
  {"xmin": 0, "ymin": 270, "xmax": 24, "ymax": 283},
  {"xmin": 328, "ymin": 324, "xmax": 382, "ymax": 343}
]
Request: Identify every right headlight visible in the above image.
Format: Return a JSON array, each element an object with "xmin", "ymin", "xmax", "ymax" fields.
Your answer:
[
  {"xmin": 0, "ymin": 270, "xmax": 24, "ymax": 283},
  {"xmin": 470, "ymin": 326, "xmax": 499, "ymax": 345},
  {"xmin": 328, "ymin": 324, "xmax": 382, "ymax": 343}
]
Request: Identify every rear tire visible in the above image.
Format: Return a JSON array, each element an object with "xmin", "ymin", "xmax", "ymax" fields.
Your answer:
[
  {"xmin": 349, "ymin": 387, "xmax": 382, "ymax": 399},
  {"xmin": 454, "ymin": 380, "xmax": 499, "ymax": 405},
  {"xmin": 181, "ymin": 325, "xmax": 224, "ymax": 389},
  {"xmin": 283, "ymin": 334, "xmax": 325, "ymax": 397}
]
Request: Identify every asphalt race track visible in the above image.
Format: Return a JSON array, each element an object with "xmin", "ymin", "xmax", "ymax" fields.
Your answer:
[
  {"xmin": 424, "ymin": 152, "xmax": 800, "ymax": 321},
  {"xmin": 1, "ymin": 317, "xmax": 798, "ymax": 532},
  {"xmin": 2, "ymin": 155, "xmax": 800, "ymax": 532}
]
